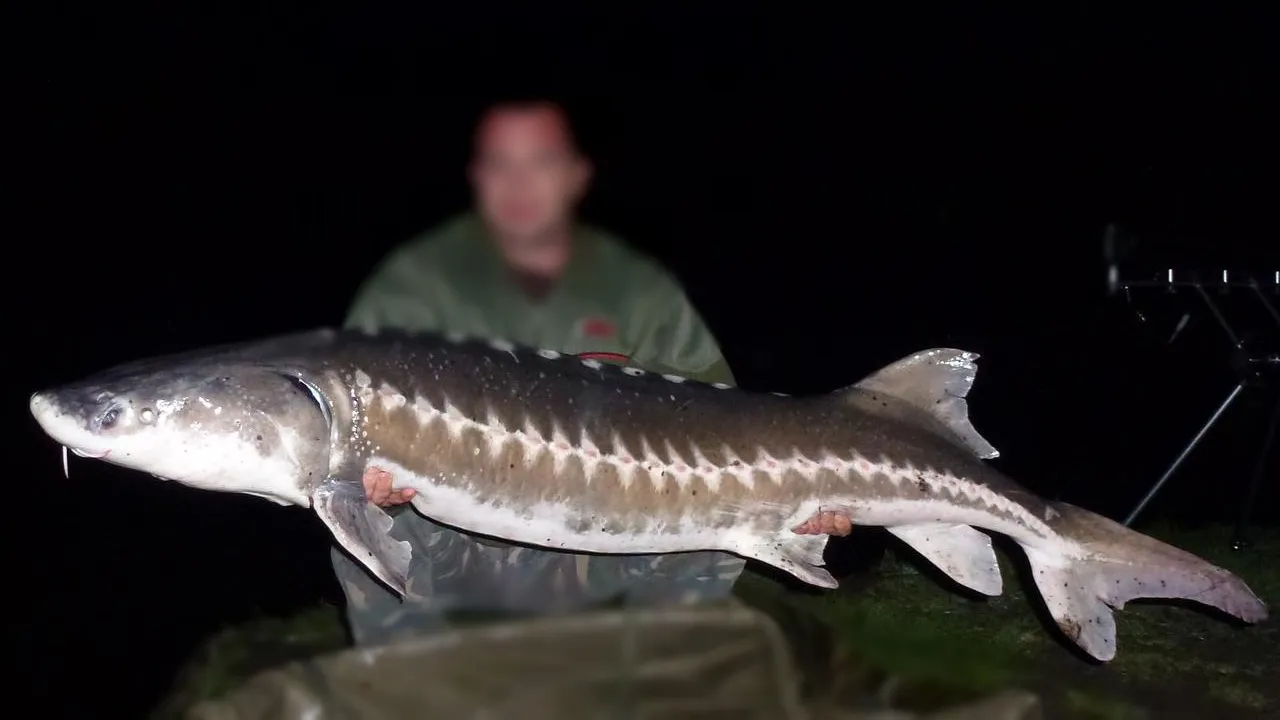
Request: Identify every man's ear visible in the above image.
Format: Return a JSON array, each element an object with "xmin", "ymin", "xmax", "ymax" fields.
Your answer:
[{"xmin": 569, "ymin": 156, "xmax": 594, "ymax": 201}]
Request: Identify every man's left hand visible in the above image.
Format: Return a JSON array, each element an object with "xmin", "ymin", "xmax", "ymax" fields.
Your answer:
[
  {"xmin": 363, "ymin": 466, "xmax": 416, "ymax": 507},
  {"xmin": 791, "ymin": 511, "xmax": 854, "ymax": 536}
]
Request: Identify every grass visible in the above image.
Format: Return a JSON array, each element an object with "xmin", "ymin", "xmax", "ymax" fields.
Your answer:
[
  {"xmin": 742, "ymin": 523, "xmax": 1279, "ymax": 719},
  {"xmin": 153, "ymin": 524, "xmax": 1279, "ymax": 719}
]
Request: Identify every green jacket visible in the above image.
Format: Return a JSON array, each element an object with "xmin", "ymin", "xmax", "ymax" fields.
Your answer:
[{"xmin": 345, "ymin": 213, "xmax": 736, "ymax": 386}]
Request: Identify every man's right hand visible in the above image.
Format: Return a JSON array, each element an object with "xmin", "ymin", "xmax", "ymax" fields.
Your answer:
[{"xmin": 363, "ymin": 466, "xmax": 416, "ymax": 507}]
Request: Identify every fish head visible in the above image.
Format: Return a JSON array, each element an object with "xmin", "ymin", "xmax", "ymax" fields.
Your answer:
[{"xmin": 29, "ymin": 360, "xmax": 333, "ymax": 506}]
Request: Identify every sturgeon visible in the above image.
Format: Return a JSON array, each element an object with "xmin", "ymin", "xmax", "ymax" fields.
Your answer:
[{"xmin": 28, "ymin": 329, "xmax": 1267, "ymax": 661}]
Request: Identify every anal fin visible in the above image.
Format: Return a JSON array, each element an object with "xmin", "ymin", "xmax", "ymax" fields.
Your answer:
[
  {"xmin": 887, "ymin": 523, "xmax": 1003, "ymax": 596},
  {"xmin": 312, "ymin": 478, "xmax": 412, "ymax": 596},
  {"xmin": 742, "ymin": 533, "xmax": 837, "ymax": 589}
]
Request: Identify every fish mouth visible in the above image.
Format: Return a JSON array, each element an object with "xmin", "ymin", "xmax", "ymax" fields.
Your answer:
[
  {"xmin": 61, "ymin": 445, "xmax": 111, "ymax": 479},
  {"xmin": 31, "ymin": 393, "xmax": 114, "ymax": 477}
]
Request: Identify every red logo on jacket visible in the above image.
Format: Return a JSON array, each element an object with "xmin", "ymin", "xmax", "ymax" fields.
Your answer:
[{"xmin": 579, "ymin": 316, "xmax": 616, "ymax": 339}]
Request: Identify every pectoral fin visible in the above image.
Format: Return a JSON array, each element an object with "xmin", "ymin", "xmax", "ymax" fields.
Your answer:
[
  {"xmin": 742, "ymin": 533, "xmax": 837, "ymax": 589},
  {"xmin": 312, "ymin": 478, "xmax": 412, "ymax": 596}
]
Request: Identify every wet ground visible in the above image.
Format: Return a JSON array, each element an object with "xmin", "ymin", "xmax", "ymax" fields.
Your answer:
[{"xmin": 155, "ymin": 524, "xmax": 1278, "ymax": 719}]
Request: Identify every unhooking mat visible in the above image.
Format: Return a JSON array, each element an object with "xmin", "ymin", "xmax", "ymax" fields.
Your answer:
[{"xmin": 185, "ymin": 603, "xmax": 1040, "ymax": 720}]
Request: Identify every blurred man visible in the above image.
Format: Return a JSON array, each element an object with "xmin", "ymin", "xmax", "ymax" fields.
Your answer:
[{"xmin": 333, "ymin": 99, "xmax": 749, "ymax": 646}]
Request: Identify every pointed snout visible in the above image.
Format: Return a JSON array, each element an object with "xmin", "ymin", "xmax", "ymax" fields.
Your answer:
[
  {"xmin": 29, "ymin": 389, "xmax": 98, "ymax": 452},
  {"xmin": 30, "ymin": 390, "xmax": 77, "ymax": 438},
  {"xmin": 29, "ymin": 391, "xmax": 53, "ymax": 421},
  {"xmin": 29, "ymin": 391, "xmax": 67, "ymax": 437}
]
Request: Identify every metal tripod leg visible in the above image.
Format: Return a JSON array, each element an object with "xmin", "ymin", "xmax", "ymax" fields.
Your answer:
[
  {"xmin": 1124, "ymin": 383, "xmax": 1246, "ymax": 527},
  {"xmin": 1231, "ymin": 394, "xmax": 1280, "ymax": 550}
]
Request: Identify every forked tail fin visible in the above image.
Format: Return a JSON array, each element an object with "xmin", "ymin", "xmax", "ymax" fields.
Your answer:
[{"xmin": 1021, "ymin": 502, "xmax": 1267, "ymax": 662}]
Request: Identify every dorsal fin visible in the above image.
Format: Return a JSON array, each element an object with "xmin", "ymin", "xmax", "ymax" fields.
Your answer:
[{"xmin": 841, "ymin": 348, "xmax": 999, "ymax": 460}]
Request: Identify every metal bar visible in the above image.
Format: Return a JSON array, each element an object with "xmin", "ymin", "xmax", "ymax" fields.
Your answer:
[
  {"xmin": 1250, "ymin": 281, "xmax": 1280, "ymax": 326},
  {"xmin": 1121, "ymin": 280, "xmax": 1279, "ymax": 290},
  {"xmin": 1232, "ymin": 395, "xmax": 1280, "ymax": 549},
  {"xmin": 1194, "ymin": 283, "xmax": 1243, "ymax": 347},
  {"xmin": 1124, "ymin": 383, "xmax": 1246, "ymax": 527}
]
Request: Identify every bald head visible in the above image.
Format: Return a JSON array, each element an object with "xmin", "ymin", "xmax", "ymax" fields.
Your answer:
[{"xmin": 468, "ymin": 102, "xmax": 593, "ymax": 246}]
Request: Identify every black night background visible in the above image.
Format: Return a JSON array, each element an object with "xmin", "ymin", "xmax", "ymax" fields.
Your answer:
[{"xmin": 7, "ymin": 5, "xmax": 1278, "ymax": 718}]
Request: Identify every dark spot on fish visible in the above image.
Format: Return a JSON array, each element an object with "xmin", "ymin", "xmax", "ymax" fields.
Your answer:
[
  {"xmin": 1058, "ymin": 618, "xmax": 1083, "ymax": 641},
  {"xmin": 881, "ymin": 402, "xmax": 888, "ymax": 408},
  {"xmin": 917, "ymin": 479, "xmax": 928, "ymax": 492},
  {"xmin": 692, "ymin": 490, "xmax": 697, "ymax": 496},
  {"xmin": 256, "ymin": 435, "xmax": 263, "ymax": 441}
]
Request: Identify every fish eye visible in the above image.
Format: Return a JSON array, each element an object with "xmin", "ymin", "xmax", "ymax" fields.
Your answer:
[
  {"xmin": 100, "ymin": 407, "xmax": 120, "ymax": 429},
  {"xmin": 139, "ymin": 408, "xmax": 155, "ymax": 424}
]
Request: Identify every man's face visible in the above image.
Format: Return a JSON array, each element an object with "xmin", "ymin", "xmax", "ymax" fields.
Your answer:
[{"xmin": 469, "ymin": 107, "xmax": 591, "ymax": 239}]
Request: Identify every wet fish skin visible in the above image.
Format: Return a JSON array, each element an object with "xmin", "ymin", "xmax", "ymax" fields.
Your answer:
[{"xmin": 28, "ymin": 329, "xmax": 1268, "ymax": 661}]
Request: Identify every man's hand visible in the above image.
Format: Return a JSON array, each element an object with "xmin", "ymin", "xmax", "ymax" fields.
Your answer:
[
  {"xmin": 363, "ymin": 466, "xmax": 416, "ymax": 507},
  {"xmin": 791, "ymin": 511, "xmax": 854, "ymax": 537}
]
